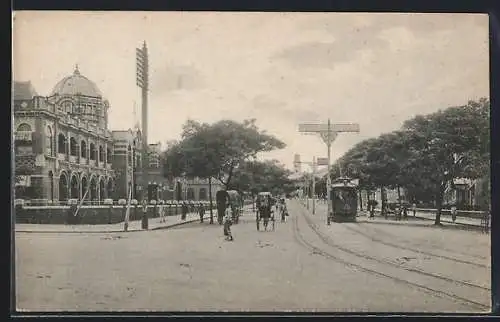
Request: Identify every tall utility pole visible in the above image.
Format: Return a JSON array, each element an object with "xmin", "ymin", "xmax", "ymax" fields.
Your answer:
[
  {"xmin": 136, "ymin": 41, "xmax": 149, "ymax": 201},
  {"xmin": 294, "ymin": 156, "xmax": 319, "ymax": 214},
  {"xmin": 298, "ymin": 120, "xmax": 360, "ymax": 224}
]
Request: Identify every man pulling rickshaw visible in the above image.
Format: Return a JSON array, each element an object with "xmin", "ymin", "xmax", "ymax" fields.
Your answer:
[{"xmin": 256, "ymin": 192, "xmax": 275, "ymax": 231}]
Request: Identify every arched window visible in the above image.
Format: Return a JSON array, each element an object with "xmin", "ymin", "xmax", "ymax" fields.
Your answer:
[
  {"xmin": 45, "ymin": 126, "xmax": 53, "ymax": 156},
  {"xmin": 57, "ymin": 133, "xmax": 67, "ymax": 154},
  {"xmin": 199, "ymin": 188, "xmax": 207, "ymax": 200},
  {"xmin": 187, "ymin": 188, "xmax": 195, "ymax": 200},
  {"xmin": 99, "ymin": 146, "xmax": 104, "ymax": 163},
  {"xmin": 48, "ymin": 171, "xmax": 54, "ymax": 200},
  {"xmin": 106, "ymin": 148, "xmax": 112, "ymax": 163},
  {"xmin": 17, "ymin": 123, "xmax": 32, "ymax": 132},
  {"xmin": 81, "ymin": 140, "xmax": 87, "ymax": 158},
  {"xmin": 70, "ymin": 137, "xmax": 78, "ymax": 156},
  {"xmin": 90, "ymin": 143, "xmax": 96, "ymax": 160}
]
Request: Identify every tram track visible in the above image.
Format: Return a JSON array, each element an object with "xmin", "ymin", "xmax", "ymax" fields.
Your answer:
[
  {"xmin": 290, "ymin": 202, "xmax": 490, "ymax": 311},
  {"xmin": 342, "ymin": 223, "xmax": 489, "ymax": 265},
  {"xmin": 312, "ymin": 203, "xmax": 488, "ymax": 263}
]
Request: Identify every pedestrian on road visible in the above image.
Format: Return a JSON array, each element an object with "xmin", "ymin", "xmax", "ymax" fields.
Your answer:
[
  {"xmin": 402, "ymin": 204, "xmax": 408, "ymax": 219},
  {"xmin": 412, "ymin": 202, "xmax": 417, "ymax": 217},
  {"xmin": 223, "ymin": 207, "xmax": 234, "ymax": 241},
  {"xmin": 451, "ymin": 205, "xmax": 457, "ymax": 223},
  {"xmin": 159, "ymin": 201, "xmax": 166, "ymax": 223},
  {"xmin": 181, "ymin": 202, "xmax": 188, "ymax": 221},
  {"xmin": 199, "ymin": 202, "xmax": 205, "ymax": 223},
  {"xmin": 280, "ymin": 198, "xmax": 288, "ymax": 222},
  {"xmin": 141, "ymin": 199, "xmax": 149, "ymax": 230},
  {"xmin": 368, "ymin": 200, "xmax": 376, "ymax": 219}
]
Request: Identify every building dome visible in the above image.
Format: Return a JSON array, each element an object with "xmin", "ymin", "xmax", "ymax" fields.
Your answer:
[{"xmin": 50, "ymin": 65, "xmax": 103, "ymax": 97}]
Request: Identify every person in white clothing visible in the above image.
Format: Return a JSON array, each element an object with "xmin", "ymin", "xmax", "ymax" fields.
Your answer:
[
  {"xmin": 223, "ymin": 207, "xmax": 234, "ymax": 241},
  {"xmin": 159, "ymin": 202, "xmax": 166, "ymax": 223}
]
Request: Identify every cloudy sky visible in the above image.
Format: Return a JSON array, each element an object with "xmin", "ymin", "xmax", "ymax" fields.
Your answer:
[{"xmin": 13, "ymin": 11, "xmax": 489, "ymax": 171}]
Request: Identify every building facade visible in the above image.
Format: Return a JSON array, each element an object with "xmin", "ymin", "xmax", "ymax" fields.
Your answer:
[
  {"xmin": 14, "ymin": 66, "xmax": 226, "ymax": 203},
  {"xmin": 14, "ymin": 67, "xmax": 125, "ymax": 202}
]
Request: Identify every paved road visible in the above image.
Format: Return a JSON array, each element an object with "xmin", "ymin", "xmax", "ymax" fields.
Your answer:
[{"xmin": 15, "ymin": 202, "xmax": 490, "ymax": 312}]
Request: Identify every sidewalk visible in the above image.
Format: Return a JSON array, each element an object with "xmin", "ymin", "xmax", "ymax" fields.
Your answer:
[
  {"xmin": 411, "ymin": 211, "xmax": 484, "ymax": 227},
  {"xmin": 298, "ymin": 199, "xmax": 486, "ymax": 228},
  {"xmin": 15, "ymin": 212, "xmax": 212, "ymax": 234}
]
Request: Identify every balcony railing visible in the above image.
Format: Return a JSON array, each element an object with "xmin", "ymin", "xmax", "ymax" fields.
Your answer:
[{"xmin": 14, "ymin": 131, "xmax": 32, "ymax": 141}]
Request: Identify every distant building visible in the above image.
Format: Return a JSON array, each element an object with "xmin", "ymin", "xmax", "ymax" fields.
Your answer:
[
  {"xmin": 134, "ymin": 139, "xmax": 223, "ymax": 202},
  {"xmin": 443, "ymin": 177, "xmax": 489, "ymax": 209}
]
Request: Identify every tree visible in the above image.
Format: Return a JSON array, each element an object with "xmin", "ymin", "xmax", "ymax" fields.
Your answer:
[
  {"xmin": 206, "ymin": 119, "xmax": 286, "ymax": 188},
  {"xmin": 402, "ymin": 98, "xmax": 490, "ymax": 224},
  {"xmin": 230, "ymin": 159, "xmax": 295, "ymax": 198},
  {"xmin": 162, "ymin": 118, "xmax": 286, "ymax": 223}
]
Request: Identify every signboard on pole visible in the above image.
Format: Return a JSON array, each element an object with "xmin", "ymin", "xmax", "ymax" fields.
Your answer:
[
  {"xmin": 316, "ymin": 157, "xmax": 329, "ymax": 166},
  {"xmin": 298, "ymin": 123, "xmax": 360, "ymax": 133}
]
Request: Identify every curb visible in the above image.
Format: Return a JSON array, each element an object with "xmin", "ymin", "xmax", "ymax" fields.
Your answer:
[
  {"xmin": 413, "ymin": 215, "xmax": 484, "ymax": 230},
  {"xmin": 14, "ymin": 216, "xmax": 210, "ymax": 234}
]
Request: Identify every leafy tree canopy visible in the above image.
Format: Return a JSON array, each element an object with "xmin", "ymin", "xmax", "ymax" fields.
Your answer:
[{"xmin": 162, "ymin": 119, "xmax": 286, "ymax": 188}]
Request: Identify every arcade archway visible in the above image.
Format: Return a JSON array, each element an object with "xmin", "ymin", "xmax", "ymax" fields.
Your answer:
[
  {"xmin": 99, "ymin": 178, "xmax": 106, "ymax": 200},
  {"xmin": 90, "ymin": 177, "xmax": 98, "ymax": 201},
  {"xmin": 81, "ymin": 176, "xmax": 89, "ymax": 200},
  {"xmin": 58, "ymin": 172, "xmax": 69, "ymax": 201},
  {"xmin": 107, "ymin": 179, "xmax": 114, "ymax": 199},
  {"xmin": 70, "ymin": 175, "xmax": 79, "ymax": 199}
]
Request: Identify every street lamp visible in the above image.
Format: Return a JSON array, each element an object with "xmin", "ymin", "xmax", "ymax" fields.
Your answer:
[
  {"xmin": 294, "ymin": 157, "xmax": 320, "ymax": 214},
  {"xmin": 298, "ymin": 120, "xmax": 360, "ymax": 224}
]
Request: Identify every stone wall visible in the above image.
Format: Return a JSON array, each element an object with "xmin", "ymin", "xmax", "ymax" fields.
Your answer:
[{"xmin": 14, "ymin": 204, "xmax": 216, "ymax": 225}]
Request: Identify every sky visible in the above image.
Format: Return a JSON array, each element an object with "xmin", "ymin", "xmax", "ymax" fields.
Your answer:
[{"xmin": 12, "ymin": 11, "xmax": 489, "ymax": 172}]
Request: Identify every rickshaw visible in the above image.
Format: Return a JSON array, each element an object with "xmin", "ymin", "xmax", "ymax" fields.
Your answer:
[
  {"xmin": 327, "ymin": 177, "xmax": 359, "ymax": 224},
  {"xmin": 256, "ymin": 192, "xmax": 276, "ymax": 231},
  {"xmin": 216, "ymin": 190, "xmax": 243, "ymax": 224},
  {"xmin": 226, "ymin": 190, "xmax": 243, "ymax": 224}
]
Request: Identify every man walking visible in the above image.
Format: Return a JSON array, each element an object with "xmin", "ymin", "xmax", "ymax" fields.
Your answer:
[
  {"xmin": 199, "ymin": 202, "xmax": 205, "ymax": 223},
  {"xmin": 223, "ymin": 207, "xmax": 234, "ymax": 241},
  {"xmin": 451, "ymin": 204, "xmax": 457, "ymax": 223},
  {"xmin": 181, "ymin": 202, "xmax": 188, "ymax": 221},
  {"xmin": 141, "ymin": 199, "xmax": 149, "ymax": 230}
]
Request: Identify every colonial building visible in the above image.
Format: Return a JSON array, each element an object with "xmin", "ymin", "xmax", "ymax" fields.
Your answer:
[
  {"xmin": 14, "ymin": 66, "xmax": 226, "ymax": 203},
  {"xmin": 13, "ymin": 66, "xmax": 132, "ymax": 202}
]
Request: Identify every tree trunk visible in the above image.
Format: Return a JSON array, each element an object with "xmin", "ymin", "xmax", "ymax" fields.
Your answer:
[
  {"xmin": 381, "ymin": 186, "xmax": 387, "ymax": 217},
  {"xmin": 434, "ymin": 184, "xmax": 446, "ymax": 225},
  {"xmin": 359, "ymin": 190, "xmax": 363, "ymax": 211},
  {"xmin": 208, "ymin": 176, "xmax": 214, "ymax": 224}
]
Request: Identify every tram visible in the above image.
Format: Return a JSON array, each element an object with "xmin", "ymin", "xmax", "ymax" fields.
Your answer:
[{"xmin": 327, "ymin": 177, "xmax": 359, "ymax": 224}]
